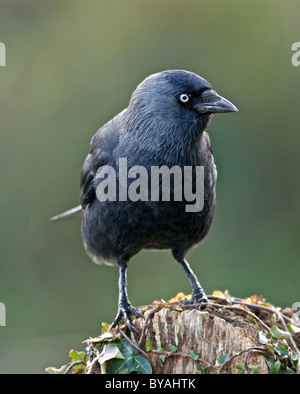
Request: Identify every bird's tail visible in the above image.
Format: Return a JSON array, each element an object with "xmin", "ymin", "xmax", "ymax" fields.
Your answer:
[{"xmin": 50, "ymin": 205, "xmax": 82, "ymax": 222}]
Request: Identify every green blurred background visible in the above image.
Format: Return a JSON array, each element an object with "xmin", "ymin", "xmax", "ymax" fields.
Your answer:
[{"xmin": 0, "ymin": 0, "xmax": 299, "ymax": 373}]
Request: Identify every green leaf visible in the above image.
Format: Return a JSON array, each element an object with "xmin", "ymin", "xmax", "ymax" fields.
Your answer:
[
  {"xmin": 169, "ymin": 343, "xmax": 178, "ymax": 353},
  {"xmin": 248, "ymin": 364, "xmax": 259, "ymax": 374},
  {"xmin": 282, "ymin": 367, "xmax": 296, "ymax": 374},
  {"xmin": 108, "ymin": 339, "xmax": 152, "ymax": 374},
  {"xmin": 101, "ymin": 322, "xmax": 110, "ymax": 333},
  {"xmin": 156, "ymin": 343, "xmax": 163, "ymax": 352},
  {"xmin": 287, "ymin": 322, "xmax": 300, "ymax": 334},
  {"xmin": 236, "ymin": 363, "xmax": 246, "ymax": 374},
  {"xmin": 45, "ymin": 364, "xmax": 68, "ymax": 374},
  {"xmin": 271, "ymin": 313, "xmax": 277, "ymax": 322},
  {"xmin": 270, "ymin": 326, "xmax": 290, "ymax": 339},
  {"xmin": 198, "ymin": 363, "xmax": 205, "ymax": 374},
  {"xmin": 258, "ymin": 331, "xmax": 269, "ymax": 345},
  {"xmin": 108, "ymin": 353, "xmax": 151, "ymax": 374},
  {"xmin": 69, "ymin": 349, "xmax": 85, "ymax": 363},
  {"xmin": 265, "ymin": 343, "xmax": 275, "ymax": 356},
  {"xmin": 67, "ymin": 349, "xmax": 86, "ymax": 373},
  {"xmin": 159, "ymin": 354, "xmax": 167, "ymax": 363},
  {"xmin": 274, "ymin": 344, "xmax": 288, "ymax": 356},
  {"xmin": 189, "ymin": 349, "xmax": 200, "ymax": 361},
  {"xmin": 273, "ymin": 361, "xmax": 281, "ymax": 374},
  {"xmin": 134, "ymin": 354, "xmax": 152, "ymax": 374},
  {"xmin": 88, "ymin": 332, "xmax": 116, "ymax": 343},
  {"xmin": 266, "ymin": 357, "xmax": 281, "ymax": 374},
  {"xmin": 218, "ymin": 352, "xmax": 231, "ymax": 365},
  {"xmin": 145, "ymin": 340, "xmax": 152, "ymax": 352},
  {"xmin": 289, "ymin": 349, "xmax": 299, "ymax": 363},
  {"xmin": 265, "ymin": 356, "xmax": 275, "ymax": 373},
  {"xmin": 98, "ymin": 343, "xmax": 124, "ymax": 364},
  {"xmin": 46, "ymin": 349, "xmax": 86, "ymax": 374},
  {"xmin": 119, "ymin": 338, "xmax": 139, "ymax": 358},
  {"xmin": 116, "ymin": 367, "xmax": 129, "ymax": 374}
]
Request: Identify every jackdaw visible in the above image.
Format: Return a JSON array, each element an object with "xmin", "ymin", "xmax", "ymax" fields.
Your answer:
[{"xmin": 52, "ymin": 70, "xmax": 238, "ymax": 333}]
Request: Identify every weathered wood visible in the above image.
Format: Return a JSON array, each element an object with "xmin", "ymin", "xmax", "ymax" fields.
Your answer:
[
  {"xmin": 131, "ymin": 305, "xmax": 269, "ymax": 374},
  {"xmin": 46, "ymin": 295, "xmax": 300, "ymax": 374}
]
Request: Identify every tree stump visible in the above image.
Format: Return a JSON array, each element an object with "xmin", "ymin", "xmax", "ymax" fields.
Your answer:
[
  {"xmin": 46, "ymin": 294, "xmax": 300, "ymax": 374},
  {"xmin": 131, "ymin": 303, "xmax": 269, "ymax": 374}
]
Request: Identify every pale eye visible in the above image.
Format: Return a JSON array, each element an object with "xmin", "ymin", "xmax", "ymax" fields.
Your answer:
[{"xmin": 179, "ymin": 93, "xmax": 190, "ymax": 103}]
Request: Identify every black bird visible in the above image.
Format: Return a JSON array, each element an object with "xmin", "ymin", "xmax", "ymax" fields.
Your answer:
[{"xmin": 52, "ymin": 70, "xmax": 238, "ymax": 333}]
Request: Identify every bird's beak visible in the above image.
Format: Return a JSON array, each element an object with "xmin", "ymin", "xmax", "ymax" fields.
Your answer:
[{"xmin": 196, "ymin": 89, "xmax": 238, "ymax": 114}]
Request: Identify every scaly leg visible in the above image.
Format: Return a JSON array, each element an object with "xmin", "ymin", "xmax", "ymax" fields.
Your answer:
[
  {"xmin": 173, "ymin": 250, "xmax": 208, "ymax": 305},
  {"xmin": 111, "ymin": 260, "xmax": 143, "ymax": 334}
]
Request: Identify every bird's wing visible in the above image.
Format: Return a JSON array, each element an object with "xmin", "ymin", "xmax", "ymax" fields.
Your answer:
[
  {"xmin": 80, "ymin": 112, "xmax": 122, "ymax": 208},
  {"xmin": 80, "ymin": 149, "xmax": 110, "ymax": 208},
  {"xmin": 51, "ymin": 111, "xmax": 123, "ymax": 223}
]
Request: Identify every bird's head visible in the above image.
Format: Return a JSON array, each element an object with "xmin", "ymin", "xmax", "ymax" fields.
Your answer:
[
  {"xmin": 123, "ymin": 70, "xmax": 238, "ymax": 160},
  {"xmin": 129, "ymin": 70, "xmax": 238, "ymax": 125}
]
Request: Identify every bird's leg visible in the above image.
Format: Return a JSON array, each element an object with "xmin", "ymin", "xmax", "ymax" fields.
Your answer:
[
  {"xmin": 111, "ymin": 260, "xmax": 143, "ymax": 334},
  {"xmin": 179, "ymin": 257, "xmax": 208, "ymax": 306}
]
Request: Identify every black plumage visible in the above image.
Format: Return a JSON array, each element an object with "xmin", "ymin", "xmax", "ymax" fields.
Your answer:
[{"xmin": 54, "ymin": 70, "xmax": 238, "ymax": 333}]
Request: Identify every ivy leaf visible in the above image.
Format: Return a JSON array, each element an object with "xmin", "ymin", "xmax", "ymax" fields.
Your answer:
[
  {"xmin": 286, "ymin": 323, "xmax": 300, "ymax": 335},
  {"xmin": 116, "ymin": 367, "xmax": 129, "ymax": 374},
  {"xmin": 217, "ymin": 352, "xmax": 231, "ymax": 366},
  {"xmin": 133, "ymin": 354, "xmax": 153, "ymax": 374},
  {"xmin": 45, "ymin": 364, "xmax": 68, "ymax": 374},
  {"xmin": 198, "ymin": 363, "xmax": 205, "ymax": 374},
  {"xmin": 289, "ymin": 349, "xmax": 299, "ymax": 363},
  {"xmin": 274, "ymin": 344, "xmax": 288, "ymax": 356},
  {"xmin": 248, "ymin": 364, "xmax": 259, "ymax": 374},
  {"xmin": 69, "ymin": 349, "xmax": 85, "ymax": 363},
  {"xmin": 265, "ymin": 343, "xmax": 275, "ymax": 356},
  {"xmin": 156, "ymin": 343, "xmax": 163, "ymax": 352},
  {"xmin": 282, "ymin": 367, "xmax": 297, "ymax": 374},
  {"xmin": 98, "ymin": 343, "xmax": 124, "ymax": 365},
  {"xmin": 68, "ymin": 349, "xmax": 86, "ymax": 373},
  {"xmin": 84, "ymin": 332, "xmax": 117, "ymax": 343},
  {"xmin": 108, "ymin": 339, "xmax": 152, "ymax": 374},
  {"xmin": 270, "ymin": 326, "xmax": 290, "ymax": 339},
  {"xmin": 101, "ymin": 322, "xmax": 110, "ymax": 333},
  {"xmin": 272, "ymin": 361, "xmax": 281, "ymax": 374},
  {"xmin": 145, "ymin": 340, "xmax": 152, "ymax": 352},
  {"xmin": 271, "ymin": 313, "xmax": 277, "ymax": 322},
  {"xmin": 159, "ymin": 354, "xmax": 167, "ymax": 363},
  {"xmin": 258, "ymin": 331, "xmax": 269, "ymax": 345},
  {"xmin": 169, "ymin": 343, "xmax": 178, "ymax": 353},
  {"xmin": 236, "ymin": 363, "xmax": 246, "ymax": 374},
  {"xmin": 266, "ymin": 357, "xmax": 281, "ymax": 374},
  {"xmin": 46, "ymin": 349, "xmax": 86, "ymax": 374},
  {"xmin": 189, "ymin": 349, "xmax": 200, "ymax": 361}
]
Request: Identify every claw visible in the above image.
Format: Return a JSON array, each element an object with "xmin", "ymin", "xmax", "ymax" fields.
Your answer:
[
  {"xmin": 111, "ymin": 302, "xmax": 143, "ymax": 334},
  {"xmin": 180, "ymin": 294, "xmax": 209, "ymax": 309},
  {"xmin": 195, "ymin": 296, "xmax": 209, "ymax": 310}
]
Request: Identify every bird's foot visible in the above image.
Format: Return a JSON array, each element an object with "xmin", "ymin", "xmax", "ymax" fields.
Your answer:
[
  {"xmin": 181, "ymin": 291, "xmax": 209, "ymax": 309},
  {"xmin": 193, "ymin": 294, "xmax": 209, "ymax": 309},
  {"xmin": 111, "ymin": 301, "xmax": 144, "ymax": 334}
]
